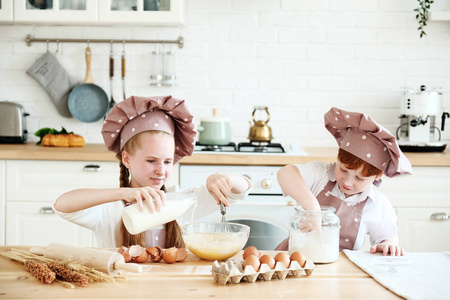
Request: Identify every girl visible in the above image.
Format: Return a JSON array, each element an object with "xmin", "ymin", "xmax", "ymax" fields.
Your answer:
[
  {"xmin": 275, "ymin": 107, "xmax": 412, "ymax": 256},
  {"xmin": 53, "ymin": 96, "xmax": 252, "ymax": 248}
]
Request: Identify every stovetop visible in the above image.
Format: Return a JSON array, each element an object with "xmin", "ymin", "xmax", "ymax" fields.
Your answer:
[{"xmin": 194, "ymin": 142, "xmax": 286, "ymax": 153}]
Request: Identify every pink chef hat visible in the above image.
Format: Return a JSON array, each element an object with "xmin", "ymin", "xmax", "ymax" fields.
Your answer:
[
  {"xmin": 324, "ymin": 107, "xmax": 412, "ymax": 178},
  {"xmin": 101, "ymin": 95, "xmax": 196, "ymax": 164}
]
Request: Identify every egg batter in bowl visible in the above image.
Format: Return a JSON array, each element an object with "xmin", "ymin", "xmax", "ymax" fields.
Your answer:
[{"xmin": 182, "ymin": 222, "xmax": 250, "ymax": 261}]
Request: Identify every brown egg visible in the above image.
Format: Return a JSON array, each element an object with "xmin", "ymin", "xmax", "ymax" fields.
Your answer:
[
  {"xmin": 163, "ymin": 247, "xmax": 178, "ymax": 264},
  {"xmin": 242, "ymin": 246, "xmax": 261, "ymax": 260},
  {"xmin": 259, "ymin": 254, "xmax": 275, "ymax": 269},
  {"xmin": 274, "ymin": 252, "xmax": 290, "ymax": 268},
  {"xmin": 290, "ymin": 251, "xmax": 307, "ymax": 267},
  {"xmin": 243, "ymin": 254, "xmax": 260, "ymax": 272},
  {"xmin": 176, "ymin": 248, "xmax": 188, "ymax": 262}
]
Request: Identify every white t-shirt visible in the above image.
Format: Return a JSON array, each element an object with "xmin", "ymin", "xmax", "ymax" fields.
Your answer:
[
  {"xmin": 294, "ymin": 161, "xmax": 399, "ymax": 250},
  {"xmin": 53, "ymin": 185, "xmax": 249, "ymax": 248}
]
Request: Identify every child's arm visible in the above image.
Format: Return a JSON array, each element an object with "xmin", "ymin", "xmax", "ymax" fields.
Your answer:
[
  {"xmin": 277, "ymin": 164, "xmax": 321, "ymax": 211},
  {"xmin": 370, "ymin": 239, "xmax": 405, "ymax": 256},
  {"xmin": 206, "ymin": 174, "xmax": 252, "ymax": 206},
  {"xmin": 54, "ymin": 187, "xmax": 166, "ymax": 214}
]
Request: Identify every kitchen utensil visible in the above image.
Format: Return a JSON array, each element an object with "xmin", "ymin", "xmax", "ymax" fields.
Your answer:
[
  {"xmin": 248, "ymin": 106, "xmax": 273, "ymax": 143},
  {"xmin": 29, "ymin": 243, "xmax": 142, "ymax": 276},
  {"xmin": 121, "ymin": 45, "xmax": 126, "ymax": 100},
  {"xmin": 197, "ymin": 108, "xmax": 231, "ymax": 145},
  {"xmin": 26, "ymin": 51, "xmax": 77, "ymax": 118},
  {"xmin": 181, "ymin": 222, "xmax": 250, "ymax": 261},
  {"xmin": 0, "ymin": 101, "xmax": 29, "ymax": 144},
  {"xmin": 217, "ymin": 202, "xmax": 233, "ymax": 233},
  {"xmin": 68, "ymin": 46, "xmax": 109, "ymax": 123},
  {"xmin": 122, "ymin": 192, "xmax": 197, "ymax": 235},
  {"xmin": 108, "ymin": 43, "xmax": 116, "ymax": 114}
]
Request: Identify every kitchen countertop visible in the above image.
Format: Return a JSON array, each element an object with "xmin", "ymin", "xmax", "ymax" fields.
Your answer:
[
  {"xmin": 0, "ymin": 143, "xmax": 449, "ymax": 166},
  {"xmin": 0, "ymin": 247, "xmax": 399, "ymax": 299}
]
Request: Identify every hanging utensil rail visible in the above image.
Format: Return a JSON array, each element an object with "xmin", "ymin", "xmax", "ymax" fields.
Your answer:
[{"xmin": 25, "ymin": 34, "xmax": 184, "ymax": 48}]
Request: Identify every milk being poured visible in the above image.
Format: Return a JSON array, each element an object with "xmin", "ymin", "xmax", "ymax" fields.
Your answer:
[{"xmin": 122, "ymin": 192, "xmax": 198, "ymax": 235}]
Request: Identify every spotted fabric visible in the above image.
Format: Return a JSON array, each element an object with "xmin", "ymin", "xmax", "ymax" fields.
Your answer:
[
  {"xmin": 101, "ymin": 95, "xmax": 196, "ymax": 164},
  {"xmin": 318, "ymin": 180, "xmax": 366, "ymax": 251},
  {"xmin": 324, "ymin": 107, "xmax": 412, "ymax": 178}
]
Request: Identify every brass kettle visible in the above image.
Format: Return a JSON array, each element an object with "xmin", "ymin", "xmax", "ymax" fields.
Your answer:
[{"xmin": 248, "ymin": 106, "xmax": 273, "ymax": 143}]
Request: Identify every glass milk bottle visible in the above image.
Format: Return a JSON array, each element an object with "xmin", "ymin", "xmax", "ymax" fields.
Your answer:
[
  {"xmin": 288, "ymin": 206, "xmax": 340, "ymax": 263},
  {"xmin": 122, "ymin": 192, "xmax": 197, "ymax": 234}
]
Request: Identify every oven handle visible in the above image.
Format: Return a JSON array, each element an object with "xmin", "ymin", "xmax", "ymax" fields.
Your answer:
[{"xmin": 235, "ymin": 200, "xmax": 296, "ymax": 207}]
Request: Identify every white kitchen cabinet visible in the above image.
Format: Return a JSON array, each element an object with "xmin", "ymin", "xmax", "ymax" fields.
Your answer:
[
  {"xmin": 98, "ymin": 0, "xmax": 183, "ymax": 25},
  {"xmin": 0, "ymin": 161, "xmax": 5, "ymax": 245},
  {"xmin": 0, "ymin": 0, "xmax": 13, "ymax": 21},
  {"xmin": 13, "ymin": 0, "xmax": 98, "ymax": 24},
  {"xmin": 7, "ymin": 0, "xmax": 182, "ymax": 25},
  {"xmin": 378, "ymin": 166, "xmax": 450, "ymax": 252},
  {"xmin": 396, "ymin": 208, "xmax": 450, "ymax": 252},
  {"xmin": 4, "ymin": 160, "xmax": 120, "ymax": 247}
]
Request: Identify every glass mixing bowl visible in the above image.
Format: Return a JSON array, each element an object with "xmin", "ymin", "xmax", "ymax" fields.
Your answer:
[{"xmin": 181, "ymin": 222, "xmax": 250, "ymax": 261}]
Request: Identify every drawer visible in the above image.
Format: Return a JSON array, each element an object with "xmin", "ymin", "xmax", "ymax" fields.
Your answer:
[
  {"xmin": 6, "ymin": 202, "xmax": 94, "ymax": 247},
  {"xmin": 6, "ymin": 160, "xmax": 120, "ymax": 202}
]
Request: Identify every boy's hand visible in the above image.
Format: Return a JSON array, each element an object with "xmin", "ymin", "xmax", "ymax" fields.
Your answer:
[{"xmin": 370, "ymin": 241, "xmax": 405, "ymax": 256}]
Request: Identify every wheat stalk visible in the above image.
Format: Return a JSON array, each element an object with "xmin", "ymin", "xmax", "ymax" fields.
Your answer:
[{"xmin": 0, "ymin": 248, "xmax": 122, "ymax": 288}]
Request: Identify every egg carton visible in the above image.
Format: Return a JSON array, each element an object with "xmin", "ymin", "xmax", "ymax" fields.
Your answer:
[{"xmin": 211, "ymin": 259, "xmax": 316, "ymax": 285}]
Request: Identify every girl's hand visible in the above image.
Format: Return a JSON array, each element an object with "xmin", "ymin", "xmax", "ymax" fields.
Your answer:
[
  {"xmin": 206, "ymin": 174, "xmax": 233, "ymax": 206},
  {"xmin": 122, "ymin": 187, "xmax": 166, "ymax": 213},
  {"xmin": 370, "ymin": 241, "xmax": 405, "ymax": 256}
]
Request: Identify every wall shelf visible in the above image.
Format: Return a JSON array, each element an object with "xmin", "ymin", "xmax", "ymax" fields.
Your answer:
[{"xmin": 429, "ymin": 11, "xmax": 450, "ymax": 21}]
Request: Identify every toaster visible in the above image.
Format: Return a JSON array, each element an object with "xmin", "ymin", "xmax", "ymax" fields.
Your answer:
[{"xmin": 0, "ymin": 101, "xmax": 29, "ymax": 143}]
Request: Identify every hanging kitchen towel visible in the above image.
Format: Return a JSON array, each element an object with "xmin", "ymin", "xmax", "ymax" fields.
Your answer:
[
  {"xmin": 26, "ymin": 51, "xmax": 78, "ymax": 118},
  {"xmin": 343, "ymin": 250, "xmax": 450, "ymax": 300}
]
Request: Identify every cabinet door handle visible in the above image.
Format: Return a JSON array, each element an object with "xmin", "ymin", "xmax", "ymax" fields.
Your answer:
[
  {"xmin": 430, "ymin": 212, "xmax": 449, "ymax": 221},
  {"xmin": 83, "ymin": 164, "xmax": 102, "ymax": 172},
  {"xmin": 40, "ymin": 207, "xmax": 55, "ymax": 214}
]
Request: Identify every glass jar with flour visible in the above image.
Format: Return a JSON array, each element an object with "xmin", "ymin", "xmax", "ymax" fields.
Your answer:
[{"xmin": 288, "ymin": 206, "xmax": 340, "ymax": 263}]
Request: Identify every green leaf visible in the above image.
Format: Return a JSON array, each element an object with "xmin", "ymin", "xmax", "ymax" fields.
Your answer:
[{"xmin": 34, "ymin": 127, "xmax": 74, "ymax": 145}]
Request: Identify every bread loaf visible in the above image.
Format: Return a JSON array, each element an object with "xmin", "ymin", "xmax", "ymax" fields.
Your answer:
[{"xmin": 41, "ymin": 134, "xmax": 85, "ymax": 147}]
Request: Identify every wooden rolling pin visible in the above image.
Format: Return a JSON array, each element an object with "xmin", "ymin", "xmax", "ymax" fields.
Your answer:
[{"xmin": 30, "ymin": 243, "xmax": 142, "ymax": 276}]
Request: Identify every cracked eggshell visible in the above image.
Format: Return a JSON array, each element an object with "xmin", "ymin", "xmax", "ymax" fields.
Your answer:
[
  {"xmin": 117, "ymin": 246, "xmax": 132, "ymax": 263},
  {"xmin": 176, "ymin": 248, "xmax": 188, "ymax": 262},
  {"xmin": 146, "ymin": 246, "xmax": 163, "ymax": 262},
  {"xmin": 129, "ymin": 245, "xmax": 149, "ymax": 263},
  {"xmin": 163, "ymin": 247, "xmax": 178, "ymax": 264}
]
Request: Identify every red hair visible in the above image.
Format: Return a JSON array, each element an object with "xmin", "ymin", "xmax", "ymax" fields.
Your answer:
[{"xmin": 338, "ymin": 148, "xmax": 383, "ymax": 178}]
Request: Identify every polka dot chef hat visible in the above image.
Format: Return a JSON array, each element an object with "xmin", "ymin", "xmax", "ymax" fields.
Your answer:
[
  {"xmin": 101, "ymin": 95, "xmax": 197, "ymax": 164},
  {"xmin": 324, "ymin": 107, "xmax": 412, "ymax": 178}
]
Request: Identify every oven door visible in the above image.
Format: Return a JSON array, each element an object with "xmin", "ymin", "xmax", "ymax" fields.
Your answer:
[{"xmin": 195, "ymin": 194, "xmax": 295, "ymax": 250}]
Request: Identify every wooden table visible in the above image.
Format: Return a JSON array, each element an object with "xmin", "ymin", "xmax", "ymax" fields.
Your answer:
[{"xmin": 0, "ymin": 247, "xmax": 399, "ymax": 299}]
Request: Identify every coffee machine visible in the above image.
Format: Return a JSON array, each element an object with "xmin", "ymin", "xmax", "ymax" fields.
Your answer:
[{"xmin": 397, "ymin": 85, "xmax": 449, "ymax": 152}]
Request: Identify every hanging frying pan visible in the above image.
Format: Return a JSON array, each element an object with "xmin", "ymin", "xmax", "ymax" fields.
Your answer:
[{"xmin": 68, "ymin": 46, "xmax": 108, "ymax": 123}]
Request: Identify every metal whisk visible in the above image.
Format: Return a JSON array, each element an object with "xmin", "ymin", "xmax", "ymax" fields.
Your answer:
[{"xmin": 218, "ymin": 202, "xmax": 233, "ymax": 233}]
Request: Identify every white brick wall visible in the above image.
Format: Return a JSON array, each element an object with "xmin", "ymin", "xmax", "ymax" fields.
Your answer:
[{"xmin": 0, "ymin": 0, "xmax": 449, "ymax": 148}]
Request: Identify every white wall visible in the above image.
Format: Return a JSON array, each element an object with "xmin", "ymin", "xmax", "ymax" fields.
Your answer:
[{"xmin": 1, "ymin": 0, "xmax": 450, "ymax": 149}]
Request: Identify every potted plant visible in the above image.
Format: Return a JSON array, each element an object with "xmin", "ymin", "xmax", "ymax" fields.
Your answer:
[{"xmin": 414, "ymin": 0, "xmax": 434, "ymax": 38}]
